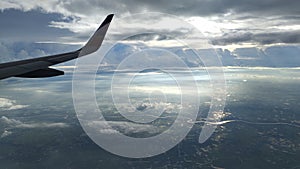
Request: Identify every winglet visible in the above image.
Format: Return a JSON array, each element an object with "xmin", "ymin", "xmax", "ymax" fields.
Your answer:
[{"xmin": 78, "ymin": 14, "xmax": 114, "ymax": 57}]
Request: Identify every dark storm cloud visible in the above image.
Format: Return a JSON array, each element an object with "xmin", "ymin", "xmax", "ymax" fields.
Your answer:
[
  {"xmin": 212, "ymin": 32, "xmax": 253, "ymax": 45},
  {"xmin": 107, "ymin": 0, "xmax": 300, "ymax": 17},
  {"xmin": 256, "ymin": 31, "xmax": 300, "ymax": 45},
  {"xmin": 212, "ymin": 31, "xmax": 300, "ymax": 45},
  {"xmin": 61, "ymin": 0, "xmax": 298, "ymax": 17},
  {"xmin": 0, "ymin": 0, "xmax": 299, "ymax": 49},
  {"xmin": 2, "ymin": 0, "xmax": 299, "ymax": 20},
  {"xmin": 66, "ymin": 0, "xmax": 299, "ymax": 47},
  {"xmin": 126, "ymin": 33, "xmax": 169, "ymax": 41}
]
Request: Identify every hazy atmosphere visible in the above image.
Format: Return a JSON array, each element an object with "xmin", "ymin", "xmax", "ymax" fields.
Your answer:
[{"xmin": 0, "ymin": 0, "xmax": 299, "ymax": 169}]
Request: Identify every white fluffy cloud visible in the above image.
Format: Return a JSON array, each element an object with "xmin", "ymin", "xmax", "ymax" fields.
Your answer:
[
  {"xmin": 0, "ymin": 98, "xmax": 29, "ymax": 110},
  {"xmin": 0, "ymin": 116, "xmax": 70, "ymax": 138},
  {"xmin": 1, "ymin": 130, "xmax": 12, "ymax": 138}
]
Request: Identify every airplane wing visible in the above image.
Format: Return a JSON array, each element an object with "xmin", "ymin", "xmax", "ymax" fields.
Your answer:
[{"xmin": 0, "ymin": 14, "xmax": 114, "ymax": 80}]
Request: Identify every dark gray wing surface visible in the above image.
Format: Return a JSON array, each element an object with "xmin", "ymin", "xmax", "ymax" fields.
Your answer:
[{"xmin": 0, "ymin": 14, "xmax": 114, "ymax": 80}]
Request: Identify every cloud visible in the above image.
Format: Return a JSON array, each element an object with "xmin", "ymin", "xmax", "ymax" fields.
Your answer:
[
  {"xmin": 0, "ymin": 116, "xmax": 70, "ymax": 138},
  {"xmin": 0, "ymin": 1, "xmax": 299, "ymax": 50},
  {"xmin": 212, "ymin": 31, "xmax": 300, "ymax": 46},
  {"xmin": 0, "ymin": 116, "xmax": 70, "ymax": 129},
  {"xmin": 255, "ymin": 31, "xmax": 300, "ymax": 45},
  {"xmin": 0, "ymin": 41, "xmax": 79, "ymax": 63},
  {"xmin": 97, "ymin": 41, "xmax": 300, "ymax": 68},
  {"xmin": 1, "ymin": 0, "xmax": 299, "ymax": 17},
  {"xmin": 217, "ymin": 45, "xmax": 300, "ymax": 67},
  {"xmin": 85, "ymin": 120, "xmax": 160, "ymax": 135},
  {"xmin": 1, "ymin": 130, "xmax": 12, "ymax": 138},
  {"xmin": 136, "ymin": 0, "xmax": 300, "ymax": 17},
  {"xmin": 0, "ymin": 1, "xmax": 298, "ymax": 33},
  {"xmin": 0, "ymin": 98, "xmax": 29, "ymax": 110}
]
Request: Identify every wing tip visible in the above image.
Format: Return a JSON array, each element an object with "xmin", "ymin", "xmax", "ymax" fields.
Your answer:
[
  {"xmin": 99, "ymin": 14, "xmax": 114, "ymax": 29},
  {"xmin": 78, "ymin": 14, "xmax": 114, "ymax": 57}
]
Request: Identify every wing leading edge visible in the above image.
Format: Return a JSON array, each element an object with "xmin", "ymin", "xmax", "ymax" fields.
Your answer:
[{"xmin": 0, "ymin": 14, "xmax": 114, "ymax": 80}]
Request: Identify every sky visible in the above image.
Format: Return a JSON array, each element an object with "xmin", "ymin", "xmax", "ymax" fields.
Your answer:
[
  {"xmin": 0, "ymin": 0, "xmax": 299, "ymax": 66},
  {"xmin": 0, "ymin": 1, "xmax": 299, "ymax": 166}
]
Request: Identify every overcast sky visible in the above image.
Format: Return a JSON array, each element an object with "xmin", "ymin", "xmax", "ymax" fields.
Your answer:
[
  {"xmin": 0, "ymin": 0, "xmax": 299, "ymax": 45},
  {"xmin": 0, "ymin": 0, "xmax": 299, "ymax": 65}
]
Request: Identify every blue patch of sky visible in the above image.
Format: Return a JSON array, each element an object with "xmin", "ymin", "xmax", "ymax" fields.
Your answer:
[{"xmin": 0, "ymin": 9, "xmax": 73, "ymax": 42}]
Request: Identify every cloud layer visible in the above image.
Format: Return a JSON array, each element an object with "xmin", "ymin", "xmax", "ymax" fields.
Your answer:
[
  {"xmin": 0, "ymin": 0, "xmax": 299, "ymax": 47},
  {"xmin": 1, "ymin": 0, "xmax": 299, "ymax": 17},
  {"xmin": 0, "ymin": 1, "xmax": 299, "ymax": 70}
]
